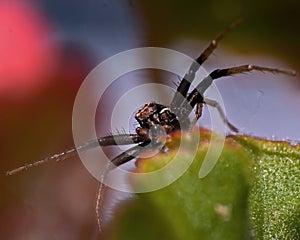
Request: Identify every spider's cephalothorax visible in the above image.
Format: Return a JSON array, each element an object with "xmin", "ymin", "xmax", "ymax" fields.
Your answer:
[
  {"xmin": 135, "ymin": 102, "xmax": 180, "ymax": 135},
  {"xmin": 6, "ymin": 17, "xmax": 296, "ymax": 233}
]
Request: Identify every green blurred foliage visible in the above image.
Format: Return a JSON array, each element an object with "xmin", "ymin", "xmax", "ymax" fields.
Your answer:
[{"xmin": 104, "ymin": 130, "xmax": 300, "ymax": 239}]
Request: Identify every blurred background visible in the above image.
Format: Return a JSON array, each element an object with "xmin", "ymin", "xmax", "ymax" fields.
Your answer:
[{"xmin": 0, "ymin": 0, "xmax": 299, "ymax": 239}]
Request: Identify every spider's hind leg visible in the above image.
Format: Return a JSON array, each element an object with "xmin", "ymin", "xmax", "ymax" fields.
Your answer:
[
  {"xmin": 204, "ymin": 98, "xmax": 239, "ymax": 132},
  {"xmin": 188, "ymin": 98, "xmax": 238, "ymax": 133}
]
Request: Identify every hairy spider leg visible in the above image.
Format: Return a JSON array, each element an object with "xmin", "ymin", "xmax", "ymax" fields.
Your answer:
[
  {"xmin": 170, "ymin": 17, "xmax": 243, "ymax": 110},
  {"xmin": 6, "ymin": 132, "xmax": 152, "ymax": 232},
  {"xmin": 181, "ymin": 64, "xmax": 296, "ymax": 131},
  {"xmin": 203, "ymin": 98, "xmax": 239, "ymax": 132},
  {"xmin": 96, "ymin": 141, "xmax": 161, "ymax": 232},
  {"xmin": 96, "ymin": 143, "xmax": 148, "ymax": 233},
  {"xmin": 5, "ymin": 134, "xmax": 145, "ymax": 176}
]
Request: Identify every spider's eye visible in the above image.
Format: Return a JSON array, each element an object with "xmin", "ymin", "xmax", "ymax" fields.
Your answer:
[{"xmin": 152, "ymin": 113, "xmax": 159, "ymax": 120}]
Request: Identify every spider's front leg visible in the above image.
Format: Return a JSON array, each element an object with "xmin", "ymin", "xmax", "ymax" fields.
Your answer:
[
  {"xmin": 170, "ymin": 17, "xmax": 243, "ymax": 110},
  {"xmin": 5, "ymin": 134, "xmax": 147, "ymax": 176},
  {"xmin": 181, "ymin": 64, "xmax": 295, "ymax": 134},
  {"xmin": 96, "ymin": 141, "xmax": 152, "ymax": 232},
  {"xmin": 96, "ymin": 127, "xmax": 165, "ymax": 232}
]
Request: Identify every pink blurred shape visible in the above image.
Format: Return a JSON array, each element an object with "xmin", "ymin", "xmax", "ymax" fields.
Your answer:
[{"xmin": 0, "ymin": 0, "xmax": 58, "ymax": 98}]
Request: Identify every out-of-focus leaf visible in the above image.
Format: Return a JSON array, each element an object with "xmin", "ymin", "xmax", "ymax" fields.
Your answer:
[{"xmin": 104, "ymin": 130, "xmax": 300, "ymax": 240}]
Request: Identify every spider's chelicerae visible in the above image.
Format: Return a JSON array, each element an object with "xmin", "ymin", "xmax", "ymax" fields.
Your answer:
[{"xmin": 6, "ymin": 18, "xmax": 296, "ymax": 232}]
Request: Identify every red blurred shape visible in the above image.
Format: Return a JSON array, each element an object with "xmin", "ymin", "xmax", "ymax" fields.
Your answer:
[{"xmin": 0, "ymin": 0, "xmax": 58, "ymax": 98}]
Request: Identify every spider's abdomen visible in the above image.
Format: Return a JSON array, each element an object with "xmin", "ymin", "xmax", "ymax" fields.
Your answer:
[{"xmin": 135, "ymin": 102, "xmax": 180, "ymax": 133}]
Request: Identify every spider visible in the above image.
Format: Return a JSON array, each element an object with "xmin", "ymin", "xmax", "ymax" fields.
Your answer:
[{"xmin": 6, "ymin": 18, "xmax": 296, "ymax": 233}]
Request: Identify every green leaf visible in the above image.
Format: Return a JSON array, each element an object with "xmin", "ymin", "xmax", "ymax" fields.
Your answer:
[
  {"xmin": 104, "ymin": 130, "xmax": 300, "ymax": 240},
  {"xmin": 234, "ymin": 136, "xmax": 300, "ymax": 239}
]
